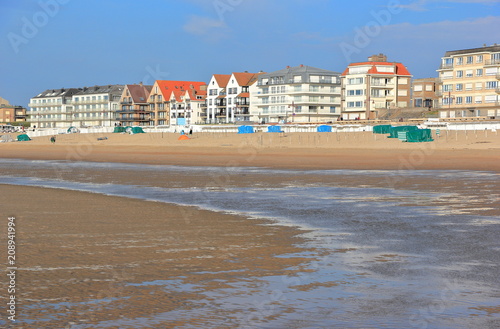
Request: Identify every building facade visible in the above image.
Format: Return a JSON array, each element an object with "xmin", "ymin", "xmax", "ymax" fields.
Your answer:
[
  {"xmin": 341, "ymin": 54, "xmax": 412, "ymax": 120},
  {"xmin": 411, "ymin": 78, "xmax": 439, "ymax": 109},
  {"xmin": 225, "ymin": 72, "xmax": 263, "ymax": 123},
  {"xmin": 436, "ymin": 45, "xmax": 500, "ymax": 118},
  {"xmin": 206, "ymin": 74, "xmax": 231, "ymax": 124},
  {"xmin": 28, "ymin": 88, "xmax": 82, "ymax": 128},
  {"xmin": 71, "ymin": 85, "xmax": 124, "ymax": 127},
  {"xmin": 118, "ymin": 84, "xmax": 153, "ymax": 127},
  {"xmin": 255, "ymin": 65, "xmax": 342, "ymax": 123},
  {"xmin": 149, "ymin": 81, "xmax": 207, "ymax": 126},
  {"xmin": 0, "ymin": 105, "xmax": 27, "ymax": 124}
]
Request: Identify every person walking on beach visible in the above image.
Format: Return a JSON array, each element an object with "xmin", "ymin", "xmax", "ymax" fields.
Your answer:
[{"xmin": 50, "ymin": 135, "xmax": 56, "ymax": 144}]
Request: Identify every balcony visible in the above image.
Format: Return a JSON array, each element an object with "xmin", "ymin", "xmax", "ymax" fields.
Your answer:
[
  {"xmin": 439, "ymin": 63, "xmax": 454, "ymax": 70},
  {"xmin": 485, "ymin": 59, "xmax": 500, "ymax": 66},
  {"xmin": 371, "ymin": 81, "xmax": 394, "ymax": 87}
]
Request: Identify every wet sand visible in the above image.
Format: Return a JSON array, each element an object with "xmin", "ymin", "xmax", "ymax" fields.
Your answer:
[{"xmin": 0, "ymin": 184, "xmax": 312, "ymax": 328}]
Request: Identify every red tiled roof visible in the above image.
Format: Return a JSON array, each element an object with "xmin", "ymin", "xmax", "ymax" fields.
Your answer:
[
  {"xmin": 154, "ymin": 80, "xmax": 207, "ymax": 102},
  {"xmin": 213, "ymin": 74, "xmax": 231, "ymax": 87},
  {"xmin": 342, "ymin": 62, "xmax": 411, "ymax": 76},
  {"xmin": 237, "ymin": 92, "xmax": 250, "ymax": 98}
]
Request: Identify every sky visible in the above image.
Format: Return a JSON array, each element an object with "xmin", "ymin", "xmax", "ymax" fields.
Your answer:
[{"xmin": 1, "ymin": 0, "xmax": 499, "ymax": 107}]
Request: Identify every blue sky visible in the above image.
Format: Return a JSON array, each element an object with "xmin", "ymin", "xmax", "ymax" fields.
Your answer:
[{"xmin": 1, "ymin": 0, "xmax": 499, "ymax": 106}]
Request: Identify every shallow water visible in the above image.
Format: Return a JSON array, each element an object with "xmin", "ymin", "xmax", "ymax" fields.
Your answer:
[{"xmin": 0, "ymin": 159, "xmax": 499, "ymax": 328}]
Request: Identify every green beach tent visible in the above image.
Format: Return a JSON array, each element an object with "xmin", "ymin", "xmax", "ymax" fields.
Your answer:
[
  {"xmin": 407, "ymin": 129, "xmax": 434, "ymax": 143},
  {"xmin": 373, "ymin": 125, "xmax": 392, "ymax": 134},
  {"xmin": 113, "ymin": 127, "xmax": 126, "ymax": 133},
  {"xmin": 130, "ymin": 127, "xmax": 145, "ymax": 134},
  {"xmin": 388, "ymin": 126, "xmax": 419, "ymax": 138},
  {"xmin": 17, "ymin": 134, "xmax": 31, "ymax": 141}
]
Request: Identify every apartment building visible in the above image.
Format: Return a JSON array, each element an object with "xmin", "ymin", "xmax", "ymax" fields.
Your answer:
[
  {"xmin": 411, "ymin": 78, "xmax": 439, "ymax": 109},
  {"xmin": 341, "ymin": 54, "xmax": 412, "ymax": 120},
  {"xmin": 255, "ymin": 65, "xmax": 342, "ymax": 123},
  {"xmin": 225, "ymin": 72, "xmax": 264, "ymax": 123},
  {"xmin": 149, "ymin": 80, "xmax": 207, "ymax": 126},
  {"xmin": 118, "ymin": 83, "xmax": 153, "ymax": 127},
  {"xmin": 28, "ymin": 88, "xmax": 82, "ymax": 128},
  {"xmin": 0, "ymin": 105, "xmax": 27, "ymax": 124},
  {"xmin": 71, "ymin": 85, "xmax": 124, "ymax": 127},
  {"xmin": 436, "ymin": 44, "xmax": 500, "ymax": 118},
  {"xmin": 206, "ymin": 74, "xmax": 231, "ymax": 124},
  {"xmin": 167, "ymin": 82, "xmax": 207, "ymax": 126}
]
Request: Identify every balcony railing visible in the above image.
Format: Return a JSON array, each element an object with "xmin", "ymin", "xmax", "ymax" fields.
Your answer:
[
  {"xmin": 485, "ymin": 59, "xmax": 500, "ymax": 66},
  {"xmin": 439, "ymin": 63, "xmax": 454, "ymax": 70}
]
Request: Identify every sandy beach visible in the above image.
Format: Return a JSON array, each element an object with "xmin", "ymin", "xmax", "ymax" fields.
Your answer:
[
  {"xmin": 1, "ymin": 131, "xmax": 499, "ymax": 328},
  {"xmin": 1, "ymin": 130, "xmax": 500, "ymax": 172}
]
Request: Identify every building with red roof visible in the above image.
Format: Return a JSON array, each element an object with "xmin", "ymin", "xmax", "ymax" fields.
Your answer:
[
  {"xmin": 148, "ymin": 80, "xmax": 207, "ymax": 126},
  {"xmin": 341, "ymin": 54, "xmax": 412, "ymax": 120},
  {"xmin": 206, "ymin": 74, "xmax": 231, "ymax": 124}
]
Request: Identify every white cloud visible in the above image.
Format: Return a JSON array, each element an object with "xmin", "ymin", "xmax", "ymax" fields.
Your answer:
[
  {"xmin": 381, "ymin": 15, "xmax": 500, "ymax": 41},
  {"xmin": 397, "ymin": 0, "xmax": 499, "ymax": 11},
  {"xmin": 183, "ymin": 15, "xmax": 228, "ymax": 42}
]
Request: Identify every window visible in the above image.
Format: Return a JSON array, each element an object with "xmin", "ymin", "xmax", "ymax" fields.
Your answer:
[
  {"xmin": 456, "ymin": 84, "xmax": 463, "ymax": 91},
  {"xmin": 414, "ymin": 85, "xmax": 423, "ymax": 92},
  {"xmin": 465, "ymin": 70, "xmax": 473, "ymax": 77},
  {"xmin": 477, "ymin": 69, "xmax": 483, "ymax": 77},
  {"xmin": 486, "ymin": 81, "xmax": 498, "ymax": 89},
  {"xmin": 348, "ymin": 78, "xmax": 363, "ymax": 85},
  {"xmin": 477, "ymin": 55, "xmax": 483, "ymax": 63},
  {"xmin": 475, "ymin": 82, "xmax": 482, "ymax": 90},
  {"xmin": 330, "ymin": 106, "xmax": 337, "ymax": 113},
  {"xmin": 465, "ymin": 83, "xmax": 473, "ymax": 91},
  {"xmin": 425, "ymin": 85, "xmax": 433, "ymax": 91},
  {"xmin": 456, "ymin": 70, "xmax": 463, "ymax": 78},
  {"xmin": 465, "ymin": 96, "xmax": 472, "ymax": 104},
  {"xmin": 466, "ymin": 56, "xmax": 473, "ymax": 64},
  {"xmin": 475, "ymin": 96, "xmax": 482, "ymax": 104},
  {"xmin": 347, "ymin": 101, "xmax": 363, "ymax": 108},
  {"xmin": 456, "ymin": 57, "xmax": 463, "ymax": 65},
  {"xmin": 309, "ymin": 85, "xmax": 319, "ymax": 92},
  {"xmin": 347, "ymin": 89, "xmax": 363, "ymax": 96},
  {"xmin": 443, "ymin": 84, "xmax": 453, "ymax": 92},
  {"xmin": 456, "ymin": 96, "xmax": 462, "ymax": 104}
]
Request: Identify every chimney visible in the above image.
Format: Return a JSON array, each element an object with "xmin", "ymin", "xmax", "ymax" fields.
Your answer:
[{"xmin": 368, "ymin": 54, "xmax": 388, "ymax": 62}]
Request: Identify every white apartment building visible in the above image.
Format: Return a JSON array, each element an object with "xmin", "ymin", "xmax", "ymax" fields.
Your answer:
[
  {"xmin": 255, "ymin": 65, "xmax": 342, "ymax": 123},
  {"xmin": 169, "ymin": 85, "xmax": 207, "ymax": 126},
  {"xmin": 341, "ymin": 54, "xmax": 412, "ymax": 120},
  {"xmin": 28, "ymin": 88, "xmax": 82, "ymax": 128},
  {"xmin": 71, "ymin": 85, "xmax": 124, "ymax": 127},
  {"xmin": 437, "ymin": 44, "xmax": 500, "ymax": 118},
  {"xmin": 225, "ymin": 72, "xmax": 264, "ymax": 123},
  {"xmin": 206, "ymin": 74, "xmax": 230, "ymax": 124}
]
